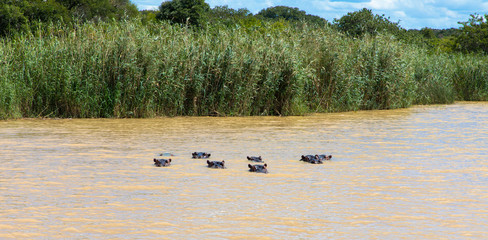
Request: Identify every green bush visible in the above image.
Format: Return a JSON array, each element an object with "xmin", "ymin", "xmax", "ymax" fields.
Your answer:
[
  {"xmin": 333, "ymin": 8, "xmax": 403, "ymax": 38},
  {"xmin": 156, "ymin": 0, "xmax": 210, "ymax": 27},
  {"xmin": 0, "ymin": 4, "xmax": 29, "ymax": 37}
]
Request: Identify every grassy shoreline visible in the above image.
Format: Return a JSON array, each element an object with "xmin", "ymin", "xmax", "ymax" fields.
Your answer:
[{"xmin": 1, "ymin": 20, "xmax": 487, "ymax": 119}]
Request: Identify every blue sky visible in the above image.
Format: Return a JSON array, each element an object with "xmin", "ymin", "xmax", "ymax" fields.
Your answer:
[{"xmin": 132, "ymin": 0, "xmax": 488, "ymax": 29}]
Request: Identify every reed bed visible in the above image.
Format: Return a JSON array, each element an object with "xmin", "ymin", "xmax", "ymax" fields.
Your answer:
[{"xmin": 1, "ymin": 20, "xmax": 487, "ymax": 119}]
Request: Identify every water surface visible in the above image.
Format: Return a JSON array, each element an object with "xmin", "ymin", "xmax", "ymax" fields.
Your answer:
[{"xmin": 1, "ymin": 102, "xmax": 488, "ymax": 239}]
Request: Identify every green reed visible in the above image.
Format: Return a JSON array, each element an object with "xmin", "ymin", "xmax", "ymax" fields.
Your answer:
[{"xmin": 0, "ymin": 19, "xmax": 487, "ymax": 119}]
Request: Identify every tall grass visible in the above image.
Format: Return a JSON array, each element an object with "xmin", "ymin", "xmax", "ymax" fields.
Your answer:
[{"xmin": 0, "ymin": 19, "xmax": 487, "ymax": 119}]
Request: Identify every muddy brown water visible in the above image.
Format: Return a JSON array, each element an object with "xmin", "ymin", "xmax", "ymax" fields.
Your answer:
[{"xmin": 1, "ymin": 102, "xmax": 488, "ymax": 239}]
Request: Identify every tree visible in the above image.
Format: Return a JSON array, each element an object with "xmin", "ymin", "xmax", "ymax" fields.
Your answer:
[
  {"xmin": 22, "ymin": 0, "xmax": 71, "ymax": 23},
  {"xmin": 56, "ymin": 0, "xmax": 138, "ymax": 21},
  {"xmin": 210, "ymin": 5, "xmax": 251, "ymax": 19},
  {"xmin": 156, "ymin": 0, "xmax": 210, "ymax": 27},
  {"xmin": 208, "ymin": 5, "xmax": 252, "ymax": 25},
  {"xmin": 420, "ymin": 27, "xmax": 435, "ymax": 39},
  {"xmin": 456, "ymin": 13, "xmax": 488, "ymax": 54},
  {"xmin": 0, "ymin": 0, "xmax": 139, "ymax": 37},
  {"xmin": 257, "ymin": 6, "xmax": 305, "ymax": 21},
  {"xmin": 140, "ymin": 10, "xmax": 158, "ymax": 24},
  {"xmin": 0, "ymin": 4, "xmax": 28, "ymax": 36},
  {"xmin": 333, "ymin": 8, "xmax": 402, "ymax": 38},
  {"xmin": 256, "ymin": 6, "xmax": 327, "ymax": 26}
]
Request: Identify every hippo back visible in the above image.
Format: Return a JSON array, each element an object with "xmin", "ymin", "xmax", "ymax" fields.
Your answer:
[{"xmin": 247, "ymin": 156, "xmax": 263, "ymax": 162}]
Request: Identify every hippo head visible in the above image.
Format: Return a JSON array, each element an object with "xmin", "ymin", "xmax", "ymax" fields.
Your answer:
[
  {"xmin": 248, "ymin": 163, "xmax": 268, "ymax": 173},
  {"xmin": 193, "ymin": 152, "xmax": 211, "ymax": 159},
  {"xmin": 207, "ymin": 160, "xmax": 225, "ymax": 169},
  {"xmin": 154, "ymin": 158, "xmax": 171, "ymax": 167}
]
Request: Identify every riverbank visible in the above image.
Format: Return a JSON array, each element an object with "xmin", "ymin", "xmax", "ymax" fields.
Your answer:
[{"xmin": 1, "ymin": 20, "xmax": 487, "ymax": 119}]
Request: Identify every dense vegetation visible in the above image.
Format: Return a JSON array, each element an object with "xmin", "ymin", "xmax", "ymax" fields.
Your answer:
[
  {"xmin": 0, "ymin": 0, "xmax": 138, "ymax": 36},
  {"xmin": 0, "ymin": 1, "xmax": 487, "ymax": 119}
]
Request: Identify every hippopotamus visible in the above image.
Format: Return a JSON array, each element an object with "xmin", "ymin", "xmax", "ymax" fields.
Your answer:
[
  {"xmin": 248, "ymin": 163, "xmax": 268, "ymax": 173},
  {"xmin": 154, "ymin": 158, "xmax": 171, "ymax": 167},
  {"xmin": 301, "ymin": 155, "xmax": 316, "ymax": 161},
  {"xmin": 207, "ymin": 160, "xmax": 225, "ymax": 169},
  {"xmin": 247, "ymin": 156, "xmax": 263, "ymax": 162},
  {"xmin": 192, "ymin": 152, "xmax": 211, "ymax": 159},
  {"xmin": 300, "ymin": 155, "xmax": 323, "ymax": 164},
  {"xmin": 316, "ymin": 154, "xmax": 332, "ymax": 161},
  {"xmin": 159, "ymin": 152, "xmax": 175, "ymax": 157}
]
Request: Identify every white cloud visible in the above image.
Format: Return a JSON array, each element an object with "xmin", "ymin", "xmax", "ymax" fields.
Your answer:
[
  {"xmin": 392, "ymin": 10, "xmax": 406, "ymax": 18},
  {"xmin": 367, "ymin": 0, "xmax": 399, "ymax": 10}
]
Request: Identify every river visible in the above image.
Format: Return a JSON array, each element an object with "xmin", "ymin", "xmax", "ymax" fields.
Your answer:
[{"xmin": 1, "ymin": 102, "xmax": 487, "ymax": 239}]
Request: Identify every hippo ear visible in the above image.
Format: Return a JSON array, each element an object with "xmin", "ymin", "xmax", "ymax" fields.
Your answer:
[
  {"xmin": 329, "ymin": 155, "xmax": 332, "ymax": 159},
  {"xmin": 247, "ymin": 156, "xmax": 250, "ymax": 160},
  {"xmin": 264, "ymin": 163, "xmax": 267, "ymax": 168},
  {"xmin": 221, "ymin": 160, "xmax": 225, "ymax": 164},
  {"xmin": 248, "ymin": 164, "xmax": 252, "ymax": 169},
  {"xmin": 168, "ymin": 159, "xmax": 172, "ymax": 162},
  {"xmin": 207, "ymin": 160, "xmax": 210, "ymax": 164},
  {"xmin": 153, "ymin": 158, "xmax": 158, "ymax": 163}
]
